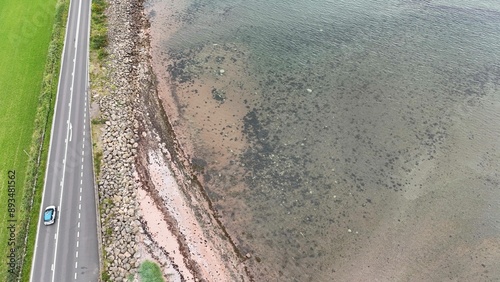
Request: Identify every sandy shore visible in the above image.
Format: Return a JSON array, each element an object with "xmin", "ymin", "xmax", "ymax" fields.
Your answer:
[
  {"xmin": 130, "ymin": 0, "xmax": 254, "ymax": 281},
  {"xmin": 137, "ymin": 149, "xmax": 242, "ymax": 281}
]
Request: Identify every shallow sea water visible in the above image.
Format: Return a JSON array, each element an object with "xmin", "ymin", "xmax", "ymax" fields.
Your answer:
[{"xmin": 147, "ymin": 0, "xmax": 500, "ymax": 280}]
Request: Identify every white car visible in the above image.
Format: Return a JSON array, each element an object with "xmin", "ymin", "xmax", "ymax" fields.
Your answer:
[{"xmin": 43, "ymin": 206, "xmax": 57, "ymax": 226}]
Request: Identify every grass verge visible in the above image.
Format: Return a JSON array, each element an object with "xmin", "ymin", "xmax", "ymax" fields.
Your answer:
[
  {"xmin": 89, "ymin": 0, "xmax": 109, "ymax": 280},
  {"xmin": 91, "ymin": 0, "xmax": 109, "ymax": 60}
]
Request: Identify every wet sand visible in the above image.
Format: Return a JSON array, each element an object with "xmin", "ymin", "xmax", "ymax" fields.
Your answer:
[{"xmin": 146, "ymin": 0, "xmax": 261, "ymax": 248}]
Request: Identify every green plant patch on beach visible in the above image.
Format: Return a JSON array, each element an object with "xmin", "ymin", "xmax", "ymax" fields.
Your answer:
[
  {"xmin": 138, "ymin": 261, "xmax": 165, "ymax": 282},
  {"xmin": 0, "ymin": 0, "xmax": 64, "ymax": 280}
]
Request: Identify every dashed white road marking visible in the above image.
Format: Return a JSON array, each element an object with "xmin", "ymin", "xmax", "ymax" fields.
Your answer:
[
  {"xmin": 69, "ymin": 123, "xmax": 72, "ymax": 142},
  {"xmin": 72, "ymin": 116, "xmax": 86, "ymax": 280}
]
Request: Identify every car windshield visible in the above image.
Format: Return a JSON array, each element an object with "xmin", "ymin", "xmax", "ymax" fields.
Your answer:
[{"xmin": 44, "ymin": 210, "xmax": 53, "ymax": 221}]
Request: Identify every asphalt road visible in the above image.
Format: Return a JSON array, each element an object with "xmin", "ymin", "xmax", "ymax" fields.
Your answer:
[{"xmin": 30, "ymin": 0, "xmax": 99, "ymax": 281}]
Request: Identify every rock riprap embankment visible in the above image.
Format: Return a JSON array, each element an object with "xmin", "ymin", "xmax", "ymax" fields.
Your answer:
[{"xmin": 92, "ymin": 0, "xmax": 146, "ymax": 280}]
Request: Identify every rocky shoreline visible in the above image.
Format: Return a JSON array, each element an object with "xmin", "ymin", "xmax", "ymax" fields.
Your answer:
[
  {"xmin": 93, "ymin": 0, "xmax": 143, "ymax": 279},
  {"xmin": 92, "ymin": 0, "xmax": 252, "ymax": 281}
]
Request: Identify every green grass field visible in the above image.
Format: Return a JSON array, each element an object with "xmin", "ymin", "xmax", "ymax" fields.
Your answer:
[{"xmin": 0, "ymin": 0, "xmax": 58, "ymax": 279}]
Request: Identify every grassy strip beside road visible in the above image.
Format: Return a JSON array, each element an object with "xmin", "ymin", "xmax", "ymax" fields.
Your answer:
[
  {"xmin": 91, "ymin": 0, "xmax": 109, "ymax": 60},
  {"xmin": 0, "ymin": 0, "xmax": 68, "ymax": 280},
  {"xmin": 89, "ymin": 0, "xmax": 109, "ymax": 280}
]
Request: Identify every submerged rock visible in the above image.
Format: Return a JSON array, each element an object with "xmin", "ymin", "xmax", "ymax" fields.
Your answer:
[{"xmin": 212, "ymin": 88, "xmax": 226, "ymax": 102}]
